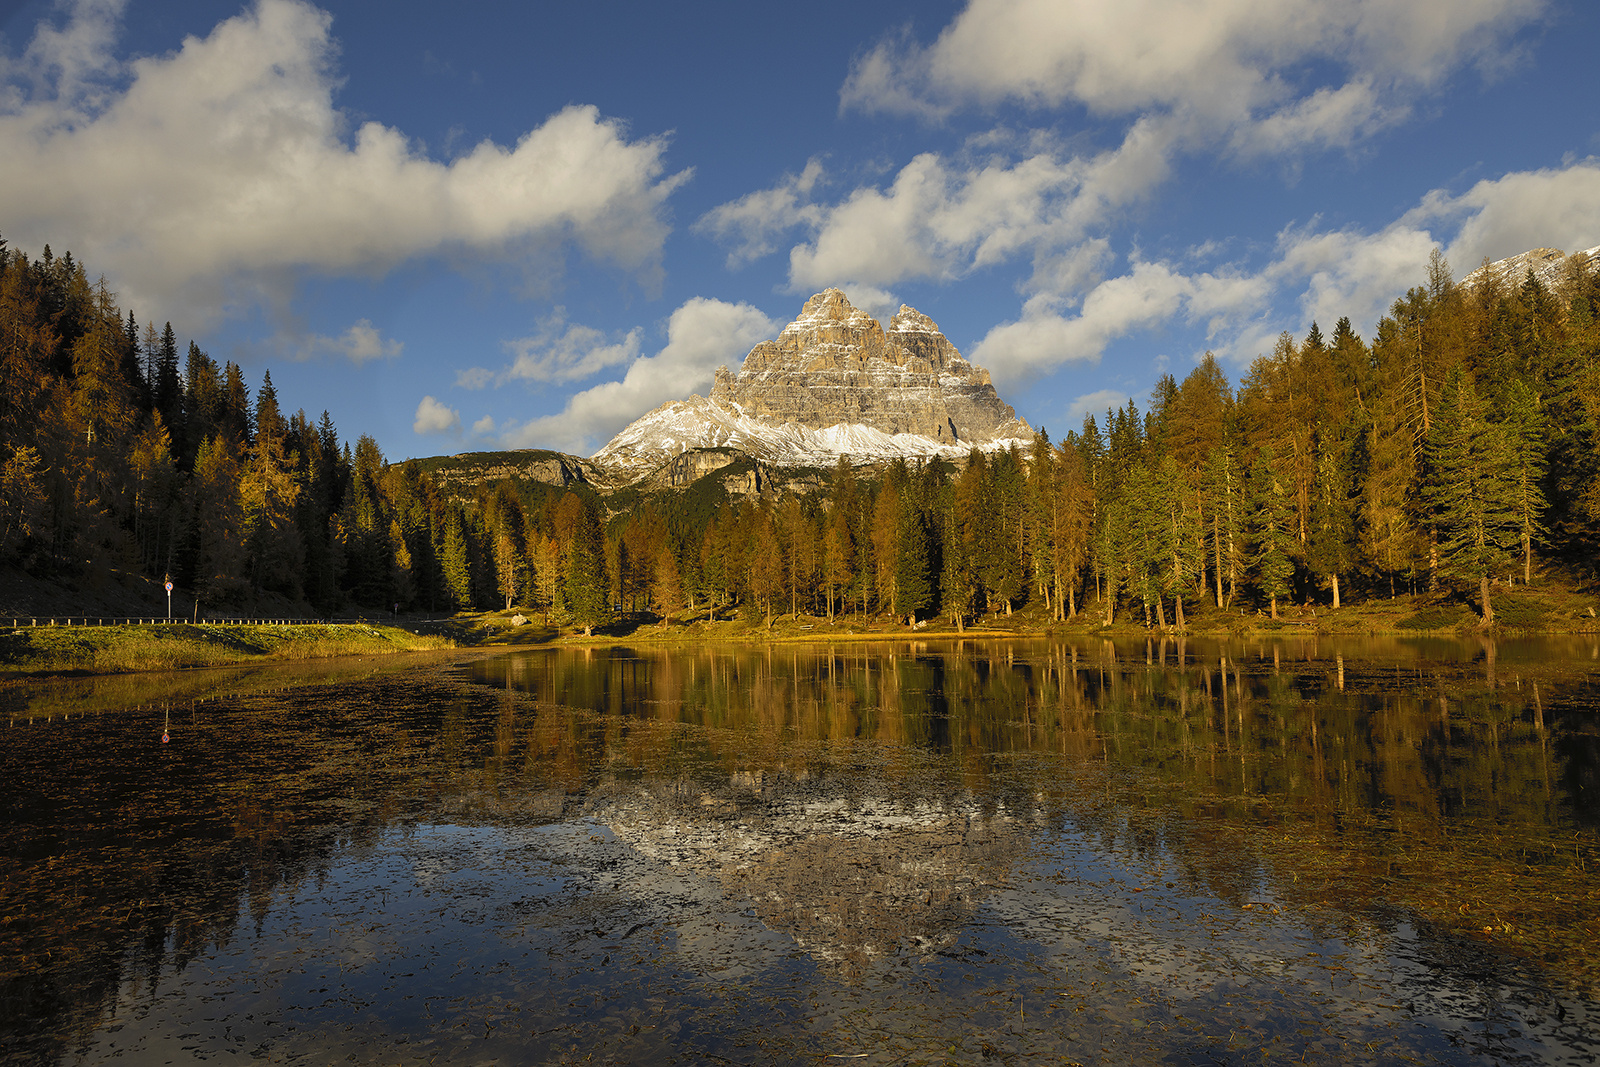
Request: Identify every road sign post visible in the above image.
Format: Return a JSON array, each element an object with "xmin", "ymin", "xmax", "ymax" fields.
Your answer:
[{"xmin": 165, "ymin": 576, "xmax": 173, "ymax": 620}]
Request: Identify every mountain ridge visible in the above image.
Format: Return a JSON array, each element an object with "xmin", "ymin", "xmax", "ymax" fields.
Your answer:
[{"xmin": 594, "ymin": 288, "xmax": 1032, "ymax": 475}]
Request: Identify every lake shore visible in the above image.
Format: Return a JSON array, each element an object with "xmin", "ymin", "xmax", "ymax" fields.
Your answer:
[
  {"xmin": 7, "ymin": 581, "xmax": 1597, "ymax": 679},
  {"xmin": 465, "ymin": 582, "xmax": 1600, "ymax": 650},
  {"xmin": 0, "ymin": 621, "xmax": 456, "ymax": 678}
]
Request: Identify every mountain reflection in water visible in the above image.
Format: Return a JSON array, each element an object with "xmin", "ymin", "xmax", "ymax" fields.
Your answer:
[{"xmin": 1, "ymin": 636, "xmax": 1596, "ymax": 1065}]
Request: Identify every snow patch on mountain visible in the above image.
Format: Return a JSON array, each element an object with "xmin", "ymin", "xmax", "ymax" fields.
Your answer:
[{"xmin": 593, "ymin": 394, "xmax": 1029, "ymax": 474}]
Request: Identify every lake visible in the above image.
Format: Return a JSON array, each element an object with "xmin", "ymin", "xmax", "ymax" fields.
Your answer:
[{"xmin": 2, "ymin": 635, "xmax": 1597, "ymax": 1065}]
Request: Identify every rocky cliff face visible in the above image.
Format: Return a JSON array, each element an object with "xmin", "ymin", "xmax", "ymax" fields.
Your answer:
[
  {"xmin": 1461, "ymin": 244, "xmax": 1600, "ymax": 293},
  {"xmin": 709, "ymin": 288, "xmax": 1025, "ymax": 444},
  {"xmin": 595, "ymin": 289, "xmax": 1030, "ymax": 474}
]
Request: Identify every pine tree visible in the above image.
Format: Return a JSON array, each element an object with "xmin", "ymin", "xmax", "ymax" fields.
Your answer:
[
  {"xmin": 440, "ymin": 509, "xmax": 473, "ymax": 610},
  {"xmin": 1501, "ymin": 378, "xmax": 1548, "ymax": 584},
  {"xmin": 560, "ymin": 493, "xmax": 608, "ymax": 635},
  {"xmin": 653, "ymin": 542, "xmax": 685, "ymax": 626},
  {"xmin": 940, "ymin": 495, "xmax": 975, "ymax": 630},
  {"xmin": 1248, "ymin": 445, "xmax": 1295, "ymax": 619},
  {"xmin": 153, "ymin": 321, "xmax": 182, "ymax": 439},
  {"xmin": 893, "ymin": 502, "xmax": 933, "ymax": 626},
  {"xmin": 1424, "ymin": 368, "xmax": 1521, "ymax": 621},
  {"xmin": 1308, "ymin": 422, "xmax": 1360, "ymax": 607}
]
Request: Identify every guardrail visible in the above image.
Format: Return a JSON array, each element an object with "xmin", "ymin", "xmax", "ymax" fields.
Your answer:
[{"xmin": 5, "ymin": 617, "xmax": 386, "ymax": 628}]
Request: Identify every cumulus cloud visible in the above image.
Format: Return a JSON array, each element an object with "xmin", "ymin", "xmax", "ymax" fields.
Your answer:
[
  {"xmin": 413, "ymin": 396, "xmax": 461, "ymax": 436},
  {"xmin": 699, "ymin": 119, "xmax": 1177, "ymax": 297},
  {"xmin": 455, "ymin": 367, "xmax": 495, "ymax": 390},
  {"xmin": 969, "ymin": 153, "xmax": 1600, "ymax": 385},
  {"xmin": 823, "ymin": 0, "xmax": 1544, "ymax": 299},
  {"xmin": 969, "ymin": 274, "xmax": 1219, "ymax": 385},
  {"xmin": 1273, "ymin": 222, "xmax": 1441, "ymax": 340},
  {"xmin": 1063, "ymin": 388, "xmax": 1133, "ymax": 429},
  {"xmin": 1423, "ymin": 160, "xmax": 1600, "ymax": 269},
  {"xmin": 494, "ymin": 298, "xmax": 779, "ymax": 455},
  {"xmin": 841, "ymin": 0, "xmax": 1543, "ymax": 146},
  {"xmin": 0, "ymin": 0, "xmax": 687, "ymax": 326},
  {"xmin": 503, "ymin": 313, "xmax": 644, "ymax": 384},
  {"xmin": 694, "ymin": 158, "xmax": 827, "ymax": 268},
  {"xmin": 471, "ymin": 414, "xmax": 496, "ymax": 436},
  {"xmin": 288, "ymin": 319, "xmax": 402, "ymax": 364}
]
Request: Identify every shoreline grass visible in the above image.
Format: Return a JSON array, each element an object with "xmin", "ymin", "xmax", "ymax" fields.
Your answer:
[
  {"xmin": 453, "ymin": 582, "xmax": 1600, "ymax": 651},
  {"xmin": 0, "ymin": 622, "xmax": 455, "ymax": 677}
]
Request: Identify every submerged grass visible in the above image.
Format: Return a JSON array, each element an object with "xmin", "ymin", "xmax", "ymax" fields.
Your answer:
[{"xmin": 0, "ymin": 622, "xmax": 454, "ymax": 676}]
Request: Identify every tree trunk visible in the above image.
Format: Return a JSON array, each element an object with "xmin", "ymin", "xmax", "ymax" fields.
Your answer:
[
  {"xmin": 1428, "ymin": 529, "xmax": 1439, "ymax": 592},
  {"xmin": 1174, "ymin": 594, "xmax": 1185, "ymax": 630},
  {"xmin": 1269, "ymin": 596, "xmax": 1278, "ymax": 621},
  {"xmin": 1480, "ymin": 574, "xmax": 1495, "ymax": 624},
  {"xmin": 1212, "ymin": 511, "xmax": 1224, "ymax": 607},
  {"xmin": 1523, "ymin": 531, "xmax": 1532, "ymax": 585},
  {"xmin": 1155, "ymin": 596, "xmax": 1166, "ymax": 629},
  {"xmin": 1331, "ymin": 573, "xmax": 1341, "ymax": 609}
]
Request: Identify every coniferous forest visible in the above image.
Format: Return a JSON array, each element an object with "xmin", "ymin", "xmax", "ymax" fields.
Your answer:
[{"xmin": 3, "ymin": 234, "xmax": 1598, "ymax": 628}]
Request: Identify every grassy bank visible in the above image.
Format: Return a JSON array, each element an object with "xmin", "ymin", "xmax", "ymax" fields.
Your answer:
[
  {"xmin": 452, "ymin": 582, "xmax": 1600, "ymax": 649},
  {"xmin": 0, "ymin": 622, "xmax": 455, "ymax": 676}
]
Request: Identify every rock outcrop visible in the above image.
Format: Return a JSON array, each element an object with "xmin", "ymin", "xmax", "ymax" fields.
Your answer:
[
  {"xmin": 420, "ymin": 449, "xmax": 607, "ymax": 493},
  {"xmin": 1461, "ymin": 245, "xmax": 1600, "ymax": 294},
  {"xmin": 594, "ymin": 289, "xmax": 1031, "ymax": 474},
  {"xmin": 710, "ymin": 288, "xmax": 1025, "ymax": 444}
]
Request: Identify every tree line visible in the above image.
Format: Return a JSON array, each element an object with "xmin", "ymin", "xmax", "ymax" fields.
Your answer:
[
  {"xmin": 3, "ymin": 233, "xmax": 1596, "ymax": 625},
  {"xmin": 578, "ymin": 248, "xmax": 1600, "ymax": 629}
]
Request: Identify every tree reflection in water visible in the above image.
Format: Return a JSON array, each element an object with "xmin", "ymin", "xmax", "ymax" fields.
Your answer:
[{"xmin": 0, "ymin": 636, "xmax": 1596, "ymax": 1064}]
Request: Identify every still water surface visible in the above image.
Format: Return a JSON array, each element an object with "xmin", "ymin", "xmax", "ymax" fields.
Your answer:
[{"xmin": 2, "ymin": 636, "xmax": 1598, "ymax": 1064}]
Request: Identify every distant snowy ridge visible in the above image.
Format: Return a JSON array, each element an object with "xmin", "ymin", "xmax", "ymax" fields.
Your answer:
[
  {"xmin": 1461, "ymin": 244, "xmax": 1599, "ymax": 293},
  {"xmin": 593, "ymin": 393, "xmax": 1030, "ymax": 473},
  {"xmin": 592, "ymin": 287, "xmax": 1033, "ymax": 477}
]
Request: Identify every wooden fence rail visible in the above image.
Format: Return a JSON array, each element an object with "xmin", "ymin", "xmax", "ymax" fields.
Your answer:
[{"xmin": 4, "ymin": 617, "xmax": 409, "ymax": 629}]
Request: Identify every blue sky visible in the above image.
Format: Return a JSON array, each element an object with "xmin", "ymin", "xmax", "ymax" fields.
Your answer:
[{"xmin": 3, "ymin": 0, "xmax": 1599, "ymax": 461}]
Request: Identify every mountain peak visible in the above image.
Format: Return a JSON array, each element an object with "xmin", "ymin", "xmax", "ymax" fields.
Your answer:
[{"xmin": 595, "ymin": 288, "xmax": 1030, "ymax": 474}]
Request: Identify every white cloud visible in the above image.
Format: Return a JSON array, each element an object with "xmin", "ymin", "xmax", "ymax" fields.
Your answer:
[
  {"xmin": 1273, "ymin": 222, "xmax": 1440, "ymax": 340},
  {"xmin": 1064, "ymin": 389, "xmax": 1132, "ymax": 429},
  {"xmin": 1423, "ymin": 161, "xmax": 1600, "ymax": 270},
  {"xmin": 471, "ymin": 414, "xmax": 496, "ymax": 436},
  {"xmin": 694, "ymin": 158, "xmax": 826, "ymax": 268},
  {"xmin": 970, "ymin": 153, "xmax": 1600, "ymax": 385},
  {"xmin": 455, "ymin": 367, "xmax": 495, "ymax": 390},
  {"xmin": 495, "ymin": 297, "xmax": 779, "ymax": 455},
  {"xmin": 841, "ymin": 0, "xmax": 1544, "ymax": 142},
  {"xmin": 503, "ymin": 313, "xmax": 644, "ymax": 384},
  {"xmin": 289, "ymin": 318, "xmax": 401, "ymax": 364},
  {"xmin": 700, "ymin": 119, "xmax": 1178, "ymax": 297},
  {"xmin": 0, "ymin": 0, "xmax": 687, "ymax": 327},
  {"xmin": 974, "ymin": 259, "xmax": 1265, "ymax": 384},
  {"xmin": 413, "ymin": 396, "xmax": 461, "ymax": 436}
]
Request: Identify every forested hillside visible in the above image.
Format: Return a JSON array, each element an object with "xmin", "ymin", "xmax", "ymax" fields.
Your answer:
[{"xmin": 3, "ymin": 234, "xmax": 1597, "ymax": 627}]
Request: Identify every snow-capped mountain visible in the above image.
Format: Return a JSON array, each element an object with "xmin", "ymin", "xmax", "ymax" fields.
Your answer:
[
  {"xmin": 594, "ymin": 289, "xmax": 1032, "ymax": 474},
  {"xmin": 1461, "ymin": 244, "xmax": 1600, "ymax": 293}
]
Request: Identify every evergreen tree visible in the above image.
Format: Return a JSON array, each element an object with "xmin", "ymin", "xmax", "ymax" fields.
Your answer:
[
  {"xmin": 1501, "ymin": 378, "xmax": 1548, "ymax": 584},
  {"xmin": 893, "ymin": 501, "xmax": 933, "ymax": 626},
  {"xmin": 1248, "ymin": 445, "xmax": 1295, "ymax": 619},
  {"xmin": 1424, "ymin": 368, "xmax": 1522, "ymax": 621},
  {"xmin": 653, "ymin": 542, "xmax": 685, "ymax": 626},
  {"xmin": 559, "ymin": 492, "xmax": 608, "ymax": 634},
  {"xmin": 1308, "ymin": 422, "xmax": 1360, "ymax": 607},
  {"xmin": 940, "ymin": 494, "xmax": 975, "ymax": 630},
  {"xmin": 440, "ymin": 509, "xmax": 473, "ymax": 610},
  {"xmin": 153, "ymin": 321, "xmax": 182, "ymax": 438}
]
